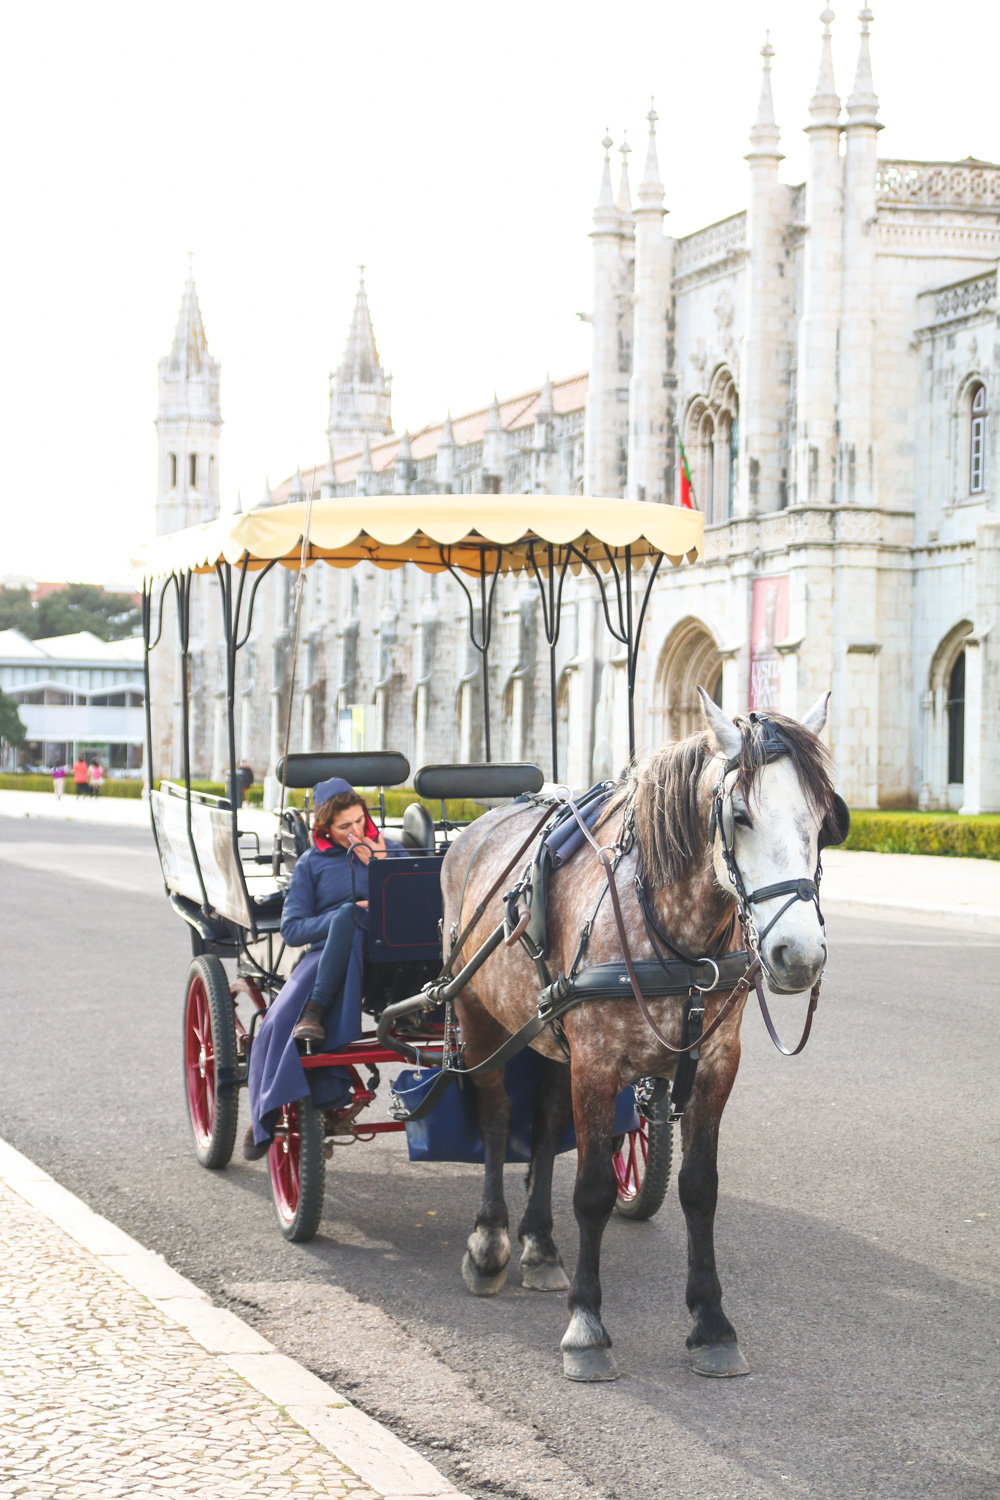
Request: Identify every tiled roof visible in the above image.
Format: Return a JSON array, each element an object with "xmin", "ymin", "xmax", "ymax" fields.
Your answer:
[{"xmin": 270, "ymin": 371, "xmax": 588, "ymax": 502}]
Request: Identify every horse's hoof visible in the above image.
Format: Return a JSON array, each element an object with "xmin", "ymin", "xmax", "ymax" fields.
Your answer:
[
  {"xmin": 461, "ymin": 1251, "xmax": 508, "ymax": 1297},
  {"xmin": 563, "ymin": 1346, "xmax": 620, "ymax": 1382},
  {"xmin": 521, "ymin": 1260, "xmax": 570, "ymax": 1292},
  {"xmin": 689, "ymin": 1341, "xmax": 750, "ymax": 1378}
]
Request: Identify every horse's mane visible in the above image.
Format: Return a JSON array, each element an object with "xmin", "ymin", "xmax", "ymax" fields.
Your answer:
[{"xmin": 603, "ymin": 712, "xmax": 835, "ymax": 889}]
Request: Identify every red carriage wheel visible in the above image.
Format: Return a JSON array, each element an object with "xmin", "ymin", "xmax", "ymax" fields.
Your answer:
[
  {"xmin": 183, "ymin": 956, "xmax": 239, "ymax": 1169},
  {"xmin": 612, "ymin": 1105, "xmax": 673, "ymax": 1221},
  {"xmin": 268, "ymin": 1095, "xmax": 325, "ymax": 1243}
]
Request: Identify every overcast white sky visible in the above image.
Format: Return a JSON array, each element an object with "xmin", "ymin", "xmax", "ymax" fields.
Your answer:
[{"xmin": 1, "ymin": 0, "xmax": 997, "ymax": 585}]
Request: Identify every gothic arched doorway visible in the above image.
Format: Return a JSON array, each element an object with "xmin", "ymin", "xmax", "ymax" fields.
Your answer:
[{"xmin": 654, "ymin": 618, "xmax": 722, "ymax": 745}]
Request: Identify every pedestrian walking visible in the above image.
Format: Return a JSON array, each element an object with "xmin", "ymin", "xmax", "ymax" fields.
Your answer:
[
  {"xmin": 52, "ymin": 762, "xmax": 67, "ymax": 800},
  {"xmin": 73, "ymin": 757, "xmax": 90, "ymax": 798},
  {"xmin": 89, "ymin": 760, "xmax": 104, "ymax": 797}
]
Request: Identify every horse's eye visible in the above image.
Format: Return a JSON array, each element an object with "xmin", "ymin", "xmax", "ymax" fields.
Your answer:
[{"xmin": 733, "ymin": 810, "xmax": 753, "ymax": 829}]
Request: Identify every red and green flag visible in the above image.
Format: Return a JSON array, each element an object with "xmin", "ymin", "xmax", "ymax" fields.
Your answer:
[{"xmin": 677, "ymin": 431, "xmax": 696, "ymax": 510}]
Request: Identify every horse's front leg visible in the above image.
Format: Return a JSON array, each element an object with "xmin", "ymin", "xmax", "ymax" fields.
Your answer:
[
  {"xmin": 518, "ymin": 1054, "xmax": 572, "ymax": 1292},
  {"xmin": 460, "ymin": 997, "xmax": 513, "ymax": 1296},
  {"xmin": 679, "ymin": 1038, "xmax": 750, "ymax": 1377},
  {"xmin": 560, "ymin": 1055, "xmax": 621, "ymax": 1381}
]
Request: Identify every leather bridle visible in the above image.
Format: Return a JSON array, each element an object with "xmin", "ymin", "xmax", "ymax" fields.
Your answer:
[{"xmin": 710, "ymin": 714, "xmax": 826, "ymax": 966}]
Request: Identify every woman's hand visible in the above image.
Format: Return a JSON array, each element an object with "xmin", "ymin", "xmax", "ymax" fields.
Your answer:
[{"xmin": 346, "ymin": 831, "xmax": 386, "ymax": 864}]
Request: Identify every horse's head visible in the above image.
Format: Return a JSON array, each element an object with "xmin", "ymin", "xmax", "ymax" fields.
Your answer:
[{"xmin": 698, "ymin": 688, "xmax": 847, "ymax": 994}]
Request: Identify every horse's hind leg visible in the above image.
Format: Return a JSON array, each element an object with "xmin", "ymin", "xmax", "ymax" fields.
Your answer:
[
  {"xmin": 679, "ymin": 1055, "xmax": 750, "ymax": 1377},
  {"xmin": 460, "ymin": 1000, "xmax": 513, "ymax": 1297},
  {"xmin": 560, "ymin": 1059, "xmax": 621, "ymax": 1381},
  {"xmin": 518, "ymin": 1056, "xmax": 572, "ymax": 1292}
]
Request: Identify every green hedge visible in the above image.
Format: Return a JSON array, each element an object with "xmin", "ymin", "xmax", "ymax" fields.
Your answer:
[
  {"xmin": 844, "ymin": 810, "xmax": 1000, "ymax": 860},
  {"xmin": 0, "ymin": 773, "xmax": 145, "ymax": 799},
  {"xmin": 0, "ymin": 773, "xmax": 484, "ymax": 822}
]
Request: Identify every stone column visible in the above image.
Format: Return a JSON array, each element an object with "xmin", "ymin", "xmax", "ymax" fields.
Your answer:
[
  {"xmin": 839, "ymin": 9, "xmax": 881, "ymax": 507},
  {"xmin": 740, "ymin": 37, "xmax": 785, "ymax": 518},
  {"xmin": 795, "ymin": 9, "xmax": 843, "ymax": 508},
  {"xmin": 627, "ymin": 107, "xmax": 669, "ymax": 504}
]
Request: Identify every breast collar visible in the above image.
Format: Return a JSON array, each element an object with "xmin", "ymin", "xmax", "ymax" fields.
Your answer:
[{"xmin": 709, "ymin": 714, "xmax": 824, "ymax": 964}]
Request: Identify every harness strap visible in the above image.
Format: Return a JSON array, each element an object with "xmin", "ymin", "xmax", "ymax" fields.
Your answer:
[
  {"xmin": 597, "ymin": 844, "xmax": 758, "ymax": 1055},
  {"xmin": 448, "ymin": 802, "xmax": 555, "ymax": 968}
]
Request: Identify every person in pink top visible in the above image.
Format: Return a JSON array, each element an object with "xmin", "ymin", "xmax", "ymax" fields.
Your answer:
[
  {"xmin": 89, "ymin": 760, "xmax": 104, "ymax": 796},
  {"xmin": 52, "ymin": 762, "xmax": 67, "ymax": 800}
]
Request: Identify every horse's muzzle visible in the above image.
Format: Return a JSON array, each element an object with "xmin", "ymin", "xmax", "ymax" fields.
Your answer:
[{"xmin": 762, "ymin": 933, "xmax": 827, "ymax": 994}]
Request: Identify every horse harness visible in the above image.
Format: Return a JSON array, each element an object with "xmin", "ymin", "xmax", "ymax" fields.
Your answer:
[{"xmin": 383, "ymin": 714, "xmax": 850, "ymax": 1123}]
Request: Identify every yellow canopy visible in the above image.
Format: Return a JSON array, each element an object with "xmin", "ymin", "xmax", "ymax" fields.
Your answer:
[{"xmin": 132, "ymin": 494, "xmax": 703, "ymax": 583}]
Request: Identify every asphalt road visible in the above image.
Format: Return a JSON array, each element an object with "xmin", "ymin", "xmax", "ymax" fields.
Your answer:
[{"xmin": 1, "ymin": 814, "xmax": 998, "ymax": 1500}]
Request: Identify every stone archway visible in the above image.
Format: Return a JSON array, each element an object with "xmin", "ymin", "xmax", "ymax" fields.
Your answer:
[
  {"xmin": 921, "ymin": 619, "xmax": 973, "ymax": 809},
  {"xmin": 653, "ymin": 618, "xmax": 722, "ymax": 745}
]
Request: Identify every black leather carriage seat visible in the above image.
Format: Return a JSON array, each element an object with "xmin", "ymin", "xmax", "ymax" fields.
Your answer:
[
  {"xmin": 400, "ymin": 801, "xmax": 435, "ymax": 851},
  {"xmin": 275, "ymin": 751, "xmax": 411, "ymax": 790},
  {"xmin": 413, "ymin": 761, "xmax": 544, "ymax": 803},
  {"xmin": 279, "ymin": 807, "xmax": 310, "ymax": 874}
]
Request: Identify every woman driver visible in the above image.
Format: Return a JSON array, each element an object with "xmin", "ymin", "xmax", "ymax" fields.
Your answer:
[{"xmin": 243, "ymin": 777, "xmax": 404, "ymax": 1160}]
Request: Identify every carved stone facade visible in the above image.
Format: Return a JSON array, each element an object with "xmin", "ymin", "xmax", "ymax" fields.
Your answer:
[{"xmin": 152, "ymin": 11, "xmax": 1000, "ymax": 812}]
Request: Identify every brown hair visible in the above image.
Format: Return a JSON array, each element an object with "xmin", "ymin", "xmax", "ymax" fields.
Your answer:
[{"xmin": 313, "ymin": 789, "xmax": 371, "ymax": 840}]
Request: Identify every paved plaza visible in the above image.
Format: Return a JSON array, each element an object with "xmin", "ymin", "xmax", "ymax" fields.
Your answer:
[{"xmin": 0, "ymin": 1143, "xmax": 461, "ymax": 1500}]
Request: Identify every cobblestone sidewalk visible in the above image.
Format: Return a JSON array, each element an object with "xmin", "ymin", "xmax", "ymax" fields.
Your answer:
[{"xmin": 0, "ymin": 1148, "xmax": 461, "ymax": 1500}]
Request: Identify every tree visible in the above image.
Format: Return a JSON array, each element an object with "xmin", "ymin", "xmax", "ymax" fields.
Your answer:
[
  {"xmin": 0, "ymin": 689, "xmax": 27, "ymax": 750},
  {"xmin": 0, "ymin": 583, "xmax": 140, "ymax": 642}
]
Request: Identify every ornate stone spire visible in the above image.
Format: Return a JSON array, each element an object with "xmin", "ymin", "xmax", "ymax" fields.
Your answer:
[
  {"xmin": 338, "ymin": 267, "xmax": 381, "ymax": 386},
  {"xmin": 260, "ymin": 477, "xmax": 272, "ymax": 509},
  {"xmin": 637, "ymin": 102, "xmax": 664, "ymax": 209},
  {"xmin": 616, "ymin": 134, "xmax": 632, "ymax": 220},
  {"xmin": 168, "ymin": 264, "xmax": 210, "ymax": 375},
  {"xmin": 847, "ymin": 7, "xmax": 880, "ymax": 125},
  {"xmin": 748, "ymin": 34, "xmax": 782, "ymax": 157},
  {"xmin": 394, "ymin": 430, "xmax": 413, "ymax": 494},
  {"xmin": 593, "ymin": 132, "xmax": 617, "ymax": 228},
  {"xmin": 809, "ymin": 9, "xmax": 841, "ymax": 124},
  {"xmin": 289, "ymin": 467, "xmax": 304, "ymax": 503},
  {"xmin": 355, "ymin": 434, "xmax": 374, "ymax": 496},
  {"xmin": 537, "ymin": 374, "xmax": 554, "ymax": 416}
]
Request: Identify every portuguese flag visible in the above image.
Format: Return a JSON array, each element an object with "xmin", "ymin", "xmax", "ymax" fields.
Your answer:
[{"xmin": 677, "ymin": 431, "xmax": 696, "ymax": 510}]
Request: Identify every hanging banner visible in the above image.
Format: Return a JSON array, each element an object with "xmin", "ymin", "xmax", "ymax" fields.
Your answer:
[{"xmin": 748, "ymin": 575, "xmax": 789, "ymax": 711}]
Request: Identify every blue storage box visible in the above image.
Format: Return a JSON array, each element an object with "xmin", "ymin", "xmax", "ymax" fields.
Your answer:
[{"xmin": 392, "ymin": 1048, "xmax": 640, "ymax": 1163}]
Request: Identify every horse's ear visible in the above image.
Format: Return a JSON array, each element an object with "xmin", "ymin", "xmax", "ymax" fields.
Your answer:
[
  {"xmin": 819, "ymin": 793, "xmax": 851, "ymax": 850},
  {"xmin": 697, "ymin": 685, "xmax": 742, "ymax": 760},
  {"xmin": 800, "ymin": 690, "xmax": 831, "ymax": 738}
]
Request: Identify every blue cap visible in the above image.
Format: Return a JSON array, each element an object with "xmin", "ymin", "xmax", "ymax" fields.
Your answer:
[{"xmin": 312, "ymin": 776, "xmax": 353, "ymax": 808}]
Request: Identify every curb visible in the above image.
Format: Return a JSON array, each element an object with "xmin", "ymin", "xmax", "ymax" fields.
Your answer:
[
  {"xmin": 823, "ymin": 897, "xmax": 1000, "ymax": 933},
  {"xmin": 0, "ymin": 1136, "xmax": 466, "ymax": 1500}
]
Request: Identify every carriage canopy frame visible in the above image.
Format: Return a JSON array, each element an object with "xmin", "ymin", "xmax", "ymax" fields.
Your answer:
[{"xmin": 136, "ymin": 494, "xmax": 703, "ymax": 938}]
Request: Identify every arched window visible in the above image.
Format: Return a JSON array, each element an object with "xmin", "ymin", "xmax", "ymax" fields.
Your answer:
[
  {"xmin": 970, "ymin": 383, "xmax": 986, "ymax": 494},
  {"xmin": 168, "ymin": 453, "xmax": 177, "ymax": 488},
  {"xmin": 700, "ymin": 413, "xmax": 715, "ymax": 522},
  {"xmin": 947, "ymin": 651, "xmax": 965, "ymax": 786},
  {"xmin": 189, "ymin": 453, "xmax": 198, "ymax": 488}
]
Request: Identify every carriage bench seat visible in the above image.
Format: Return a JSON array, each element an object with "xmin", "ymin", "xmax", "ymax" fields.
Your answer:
[
  {"xmin": 275, "ymin": 751, "xmax": 411, "ymax": 790},
  {"xmin": 413, "ymin": 761, "xmax": 544, "ymax": 803}
]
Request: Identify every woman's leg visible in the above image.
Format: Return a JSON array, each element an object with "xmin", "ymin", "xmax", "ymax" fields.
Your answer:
[{"xmin": 294, "ymin": 904, "xmax": 357, "ymax": 1043}]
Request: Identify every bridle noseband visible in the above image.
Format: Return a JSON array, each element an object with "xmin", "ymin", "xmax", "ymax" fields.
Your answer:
[{"xmin": 710, "ymin": 714, "xmax": 826, "ymax": 971}]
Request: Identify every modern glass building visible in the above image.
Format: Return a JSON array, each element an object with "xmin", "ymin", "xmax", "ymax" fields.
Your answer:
[{"xmin": 0, "ymin": 629, "xmax": 145, "ymax": 774}]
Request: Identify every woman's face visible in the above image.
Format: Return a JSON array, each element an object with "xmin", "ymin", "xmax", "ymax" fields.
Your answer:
[{"xmin": 327, "ymin": 803, "xmax": 368, "ymax": 849}]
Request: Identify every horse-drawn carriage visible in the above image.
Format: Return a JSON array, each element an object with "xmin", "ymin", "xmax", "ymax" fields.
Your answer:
[
  {"xmin": 137, "ymin": 493, "xmax": 846, "ymax": 1381},
  {"xmin": 137, "ymin": 496, "xmax": 702, "ymax": 1234}
]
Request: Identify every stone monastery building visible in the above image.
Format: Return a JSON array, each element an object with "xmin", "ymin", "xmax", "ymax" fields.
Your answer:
[{"xmin": 152, "ymin": 8, "xmax": 1000, "ymax": 812}]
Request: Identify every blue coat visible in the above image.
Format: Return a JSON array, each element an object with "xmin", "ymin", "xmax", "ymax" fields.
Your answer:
[{"xmin": 247, "ymin": 837, "xmax": 404, "ymax": 1146}]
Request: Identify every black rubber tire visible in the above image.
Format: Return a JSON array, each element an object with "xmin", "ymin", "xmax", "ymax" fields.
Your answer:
[
  {"xmin": 183, "ymin": 955, "xmax": 239, "ymax": 1170},
  {"xmin": 268, "ymin": 1094, "xmax": 326, "ymax": 1243},
  {"xmin": 613, "ymin": 1104, "xmax": 673, "ymax": 1221}
]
